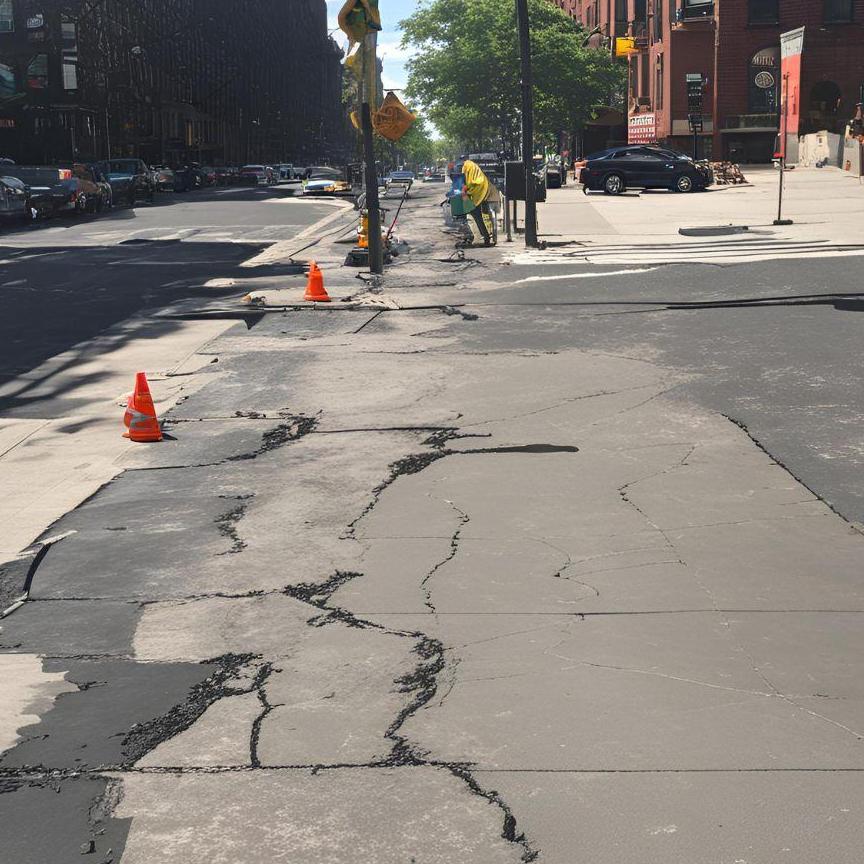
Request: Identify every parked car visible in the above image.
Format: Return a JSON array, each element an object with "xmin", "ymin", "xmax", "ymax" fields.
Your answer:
[
  {"xmin": 276, "ymin": 164, "xmax": 295, "ymax": 181},
  {"xmin": 544, "ymin": 159, "xmax": 566, "ymax": 189},
  {"xmin": 239, "ymin": 164, "xmax": 269, "ymax": 186},
  {"xmin": 214, "ymin": 166, "xmax": 236, "ymax": 186},
  {"xmin": 172, "ymin": 165, "xmax": 194, "ymax": 192},
  {"xmin": 198, "ymin": 165, "xmax": 217, "ymax": 186},
  {"xmin": 301, "ymin": 166, "xmax": 349, "ymax": 195},
  {"xmin": 98, "ymin": 158, "xmax": 155, "ymax": 206},
  {"xmin": 580, "ymin": 145, "xmax": 713, "ymax": 195},
  {"xmin": 67, "ymin": 163, "xmax": 113, "ymax": 212},
  {"xmin": 151, "ymin": 165, "xmax": 175, "ymax": 191},
  {"xmin": 0, "ymin": 175, "xmax": 31, "ymax": 223},
  {"xmin": 0, "ymin": 165, "xmax": 106, "ymax": 216}
]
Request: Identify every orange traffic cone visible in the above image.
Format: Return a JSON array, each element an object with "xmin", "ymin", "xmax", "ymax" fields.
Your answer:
[
  {"xmin": 304, "ymin": 261, "xmax": 330, "ymax": 302},
  {"xmin": 123, "ymin": 372, "xmax": 163, "ymax": 442}
]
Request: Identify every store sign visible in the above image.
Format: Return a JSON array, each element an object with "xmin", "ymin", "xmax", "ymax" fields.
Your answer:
[
  {"xmin": 628, "ymin": 113, "xmax": 656, "ymax": 144},
  {"xmin": 26, "ymin": 14, "xmax": 44, "ymax": 29},
  {"xmin": 754, "ymin": 71, "xmax": 775, "ymax": 89}
]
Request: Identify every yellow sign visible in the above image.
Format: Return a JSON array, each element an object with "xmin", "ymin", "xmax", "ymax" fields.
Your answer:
[
  {"xmin": 338, "ymin": 0, "xmax": 382, "ymax": 44},
  {"xmin": 372, "ymin": 92, "xmax": 416, "ymax": 142},
  {"xmin": 615, "ymin": 36, "xmax": 637, "ymax": 57}
]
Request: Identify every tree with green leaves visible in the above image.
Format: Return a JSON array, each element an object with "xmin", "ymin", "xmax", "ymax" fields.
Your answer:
[{"xmin": 400, "ymin": 0, "xmax": 624, "ymax": 153}]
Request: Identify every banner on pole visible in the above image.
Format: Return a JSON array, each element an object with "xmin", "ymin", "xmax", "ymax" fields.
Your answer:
[{"xmin": 778, "ymin": 27, "xmax": 804, "ymax": 159}]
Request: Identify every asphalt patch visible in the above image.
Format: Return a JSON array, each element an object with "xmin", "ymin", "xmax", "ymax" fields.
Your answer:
[
  {"xmin": 0, "ymin": 658, "xmax": 217, "ymax": 770},
  {"xmin": 0, "ymin": 775, "xmax": 130, "ymax": 864}
]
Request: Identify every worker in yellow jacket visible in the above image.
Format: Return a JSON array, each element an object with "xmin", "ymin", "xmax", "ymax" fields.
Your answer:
[{"xmin": 460, "ymin": 158, "xmax": 495, "ymax": 246}]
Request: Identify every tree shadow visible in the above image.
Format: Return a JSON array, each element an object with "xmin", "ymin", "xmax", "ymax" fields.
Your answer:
[{"xmin": 0, "ymin": 240, "xmax": 298, "ymax": 417}]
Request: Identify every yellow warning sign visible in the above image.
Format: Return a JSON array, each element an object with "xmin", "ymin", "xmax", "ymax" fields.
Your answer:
[
  {"xmin": 615, "ymin": 36, "xmax": 638, "ymax": 57},
  {"xmin": 372, "ymin": 92, "xmax": 416, "ymax": 142}
]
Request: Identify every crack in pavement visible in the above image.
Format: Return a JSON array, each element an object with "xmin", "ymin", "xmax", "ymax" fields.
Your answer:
[
  {"xmin": 420, "ymin": 500, "xmax": 469, "ymax": 614},
  {"xmin": 214, "ymin": 494, "xmax": 254, "ymax": 555},
  {"xmin": 249, "ymin": 663, "xmax": 278, "ymax": 767}
]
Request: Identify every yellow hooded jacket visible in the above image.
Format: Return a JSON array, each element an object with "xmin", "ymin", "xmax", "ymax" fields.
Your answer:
[{"xmin": 462, "ymin": 159, "xmax": 490, "ymax": 207}]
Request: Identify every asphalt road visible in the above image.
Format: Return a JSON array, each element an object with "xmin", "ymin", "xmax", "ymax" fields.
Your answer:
[
  {"xmin": 0, "ymin": 184, "xmax": 335, "ymax": 383},
  {"xmin": 2, "ymin": 185, "xmax": 864, "ymax": 863},
  {"xmin": 463, "ymin": 253, "xmax": 864, "ymax": 525}
]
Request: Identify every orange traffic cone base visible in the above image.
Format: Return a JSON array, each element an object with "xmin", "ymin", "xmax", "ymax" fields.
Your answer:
[
  {"xmin": 123, "ymin": 372, "xmax": 163, "ymax": 442},
  {"xmin": 304, "ymin": 260, "xmax": 331, "ymax": 302}
]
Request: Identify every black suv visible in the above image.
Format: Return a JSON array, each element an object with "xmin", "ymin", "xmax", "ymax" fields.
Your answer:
[
  {"xmin": 580, "ymin": 145, "xmax": 713, "ymax": 195},
  {"xmin": 98, "ymin": 158, "xmax": 155, "ymax": 206}
]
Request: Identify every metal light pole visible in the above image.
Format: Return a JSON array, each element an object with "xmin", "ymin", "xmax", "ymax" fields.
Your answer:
[
  {"xmin": 774, "ymin": 71, "xmax": 793, "ymax": 226},
  {"xmin": 361, "ymin": 31, "xmax": 384, "ymax": 274},
  {"xmin": 515, "ymin": 0, "xmax": 538, "ymax": 248}
]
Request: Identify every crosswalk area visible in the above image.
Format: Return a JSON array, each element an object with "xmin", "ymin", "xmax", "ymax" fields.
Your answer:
[{"xmin": 509, "ymin": 236, "xmax": 864, "ymax": 267}]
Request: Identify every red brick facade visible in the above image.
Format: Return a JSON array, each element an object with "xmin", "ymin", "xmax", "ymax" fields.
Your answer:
[{"xmin": 552, "ymin": 0, "xmax": 864, "ymax": 161}]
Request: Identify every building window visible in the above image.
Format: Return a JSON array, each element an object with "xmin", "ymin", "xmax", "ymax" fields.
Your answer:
[
  {"xmin": 748, "ymin": 46, "xmax": 779, "ymax": 112},
  {"xmin": 654, "ymin": 0, "xmax": 664, "ymax": 40},
  {"xmin": 62, "ymin": 50, "xmax": 78, "ymax": 90},
  {"xmin": 0, "ymin": 0, "xmax": 13, "ymax": 33},
  {"xmin": 655, "ymin": 57, "xmax": 663, "ymax": 108},
  {"xmin": 823, "ymin": 0, "xmax": 853, "ymax": 21},
  {"xmin": 61, "ymin": 15, "xmax": 77, "ymax": 42},
  {"xmin": 748, "ymin": 0, "xmax": 779, "ymax": 23},
  {"xmin": 682, "ymin": 0, "xmax": 713, "ymax": 18},
  {"xmin": 25, "ymin": 53, "xmax": 47, "ymax": 90}
]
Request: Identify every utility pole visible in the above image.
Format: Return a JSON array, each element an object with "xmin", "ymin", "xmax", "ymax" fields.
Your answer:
[
  {"xmin": 361, "ymin": 31, "xmax": 384, "ymax": 274},
  {"xmin": 515, "ymin": 0, "xmax": 538, "ymax": 247}
]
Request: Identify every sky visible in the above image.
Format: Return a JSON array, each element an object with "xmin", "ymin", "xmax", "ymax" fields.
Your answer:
[{"xmin": 325, "ymin": 0, "xmax": 419, "ymax": 93}]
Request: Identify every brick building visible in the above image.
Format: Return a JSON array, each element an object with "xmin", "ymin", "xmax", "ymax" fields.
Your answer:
[
  {"xmin": 552, "ymin": 0, "xmax": 864, "ymax": 161},
  {"xmin": 0, "ymin": 0, "xmax": 350, "ymax": 165}
]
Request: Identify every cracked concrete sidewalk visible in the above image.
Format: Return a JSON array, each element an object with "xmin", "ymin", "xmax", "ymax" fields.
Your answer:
[{"xmin": 1, "ymin": 186, "xmax": 864, "ymax": 863}]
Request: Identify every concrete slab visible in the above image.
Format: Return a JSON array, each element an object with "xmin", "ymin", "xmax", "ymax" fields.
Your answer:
[
  {"xmin": 136, "ymin": 690, "xmax": 261, "ymax": 767},
  {"xmin": 478, "ymin": 770, "xmax": 864, "ymax": 864},
  {"xmin": 133, "ymin": 595, "xmax": 312, "ymax": 661},
  {"xmin": 725, "ymin": 612, "xmax": 864, "ymax": 699},
  {"xmin": 670, "ymin": 516, "xmax": 864, "ymax": 609},
  {"xmin": 259, "ymin": 626, "xmax": 418, "ymax": 766},
  {"xmin": 335, "ymin": 537, "xmax": 453, "ymax": 615},
  {"xmin": 111, "ymin": 767, "xmax": 524, "ymax": 864}
]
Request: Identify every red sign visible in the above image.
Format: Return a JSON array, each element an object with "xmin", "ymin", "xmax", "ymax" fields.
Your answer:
[
  {"xmin": 778, "ymin": 27, "xmax": 804, "ymax": 159},
  {"xmin": 628, "ymin": 113, "xmax": 656, "ymax": 144}
]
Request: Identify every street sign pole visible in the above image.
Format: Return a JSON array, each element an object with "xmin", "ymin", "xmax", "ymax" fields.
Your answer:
[
  {"xmin": 362, "ymin": 31, "xmax": 384, "ymax": 274},
  {"xmin": 515, "ymin": 0, "xmax": 538, "ymax": 248},
  {"xmin": 774, "ymin": 70, "xmax": 792, "ymax": 225}
]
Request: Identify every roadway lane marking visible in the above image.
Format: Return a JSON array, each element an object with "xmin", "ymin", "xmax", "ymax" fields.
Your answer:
[{"xmin": 513, "ymin": 268, "xmax": 660, "ymax": 283}]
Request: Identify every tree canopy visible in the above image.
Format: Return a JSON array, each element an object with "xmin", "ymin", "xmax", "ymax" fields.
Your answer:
[{"xmin": 400, "ymin": 0, "xmax": 625, "ymax": 152}]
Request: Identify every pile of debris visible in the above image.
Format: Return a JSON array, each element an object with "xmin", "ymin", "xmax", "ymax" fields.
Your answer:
[{"xmin": 710, "ymin": 162, "xmax": 747, "ymax": 185}]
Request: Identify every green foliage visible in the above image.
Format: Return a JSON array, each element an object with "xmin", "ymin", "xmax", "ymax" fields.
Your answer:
[{"xmin": 400, "ymin": 0, "xmax": 625, "ymax": 150}]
